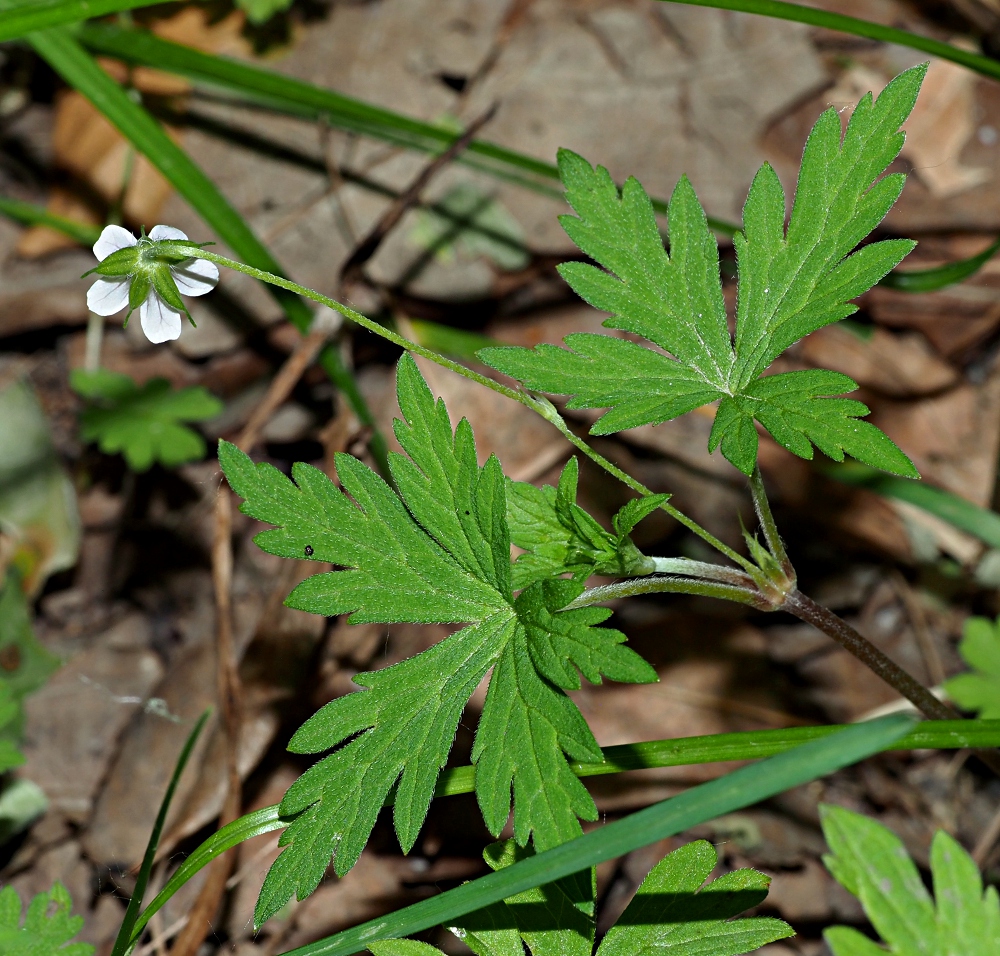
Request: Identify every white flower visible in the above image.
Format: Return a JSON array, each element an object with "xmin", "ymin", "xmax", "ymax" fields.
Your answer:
[{"xmin": 86, "ymin": 224, "xmax": 219, "ymax": 344}]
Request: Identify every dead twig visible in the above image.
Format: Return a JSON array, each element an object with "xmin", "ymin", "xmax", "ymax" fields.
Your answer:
[
  {"xmin": 339, "ymin": 102, "xmax": 499, "ymax": 294},
  {"xmin": 890, "ymin": 571, "xmax": 947, "ymax": 687},
  {"xmin": 973, "ymin": 800, "xmax": 1000, "ymax": 867},
  {"xmin": 168, "ymin": 309, "xmax": 341, "ymax": 956}
]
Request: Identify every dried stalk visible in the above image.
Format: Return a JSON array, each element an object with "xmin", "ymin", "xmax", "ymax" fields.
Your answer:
[{"xmin": 168, "ymin": 313, "xmax": 340, "ymax": 955}]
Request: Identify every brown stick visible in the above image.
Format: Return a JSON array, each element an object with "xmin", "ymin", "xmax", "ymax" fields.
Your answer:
[
  {"xmin": 169, "ymin": 313, "xmax": 341, "ymax": 955},
  {"xmin": 168, "ymin": 491, "xmax": 242, "ymax": 956},
  {"xmin": 889, "ymin": 570, "xmax": 946, "ymax": 687},
  {"xmin": 236, "ymin": 309, "xmax": 341, "ymax": 455},
  {"xmin": 339, "ymin": 102, "xmax": 498, "ymax": 290}
]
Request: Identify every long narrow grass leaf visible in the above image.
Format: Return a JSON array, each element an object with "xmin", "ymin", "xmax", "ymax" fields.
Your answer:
[
  {"xmin": 0, "ymin": 0, "xmax": 174, "ymax": 41},
  {"xmin": 110, "ymin": 709, "xmax": 210, "ymax": 956},
  {"xmin": 879, "ymin": 236, "xmax": 1000, "ymax": 292},
  {"xmin": 279, "ymin": 715, "xmax": 916, "ymax": 956},
  {"xmin": 0, "ymin": 196, "xmax": 101, "ymax": 245},
  {"xmin": 826, "ymin": 462, "xmax": 1000, "ymax": 550},
  {"xmin": 129, "ymin": 805, "xmax": 285, "ymax": 946},
  {"xmin": 658, "ymin": 0, "xmax": 1000, "ymax": 82},
  {"xmin": 132, "ymin": 718, "xmax": 997, "ymax": 944}
]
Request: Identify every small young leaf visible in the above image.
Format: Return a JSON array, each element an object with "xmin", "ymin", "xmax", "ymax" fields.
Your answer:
[
  {"xmin": 71, "ymin": 370, "xmax": 222, "ymax": 472},
  {"xmin": 506, "ymin": 458, "xmax": 661, "ymax": 588},
  {"xmin": 221, "ymin": 355, "xmax": 655, "ymax": 926},
  {"xmin": 943, "ymin": 614, "xmax": 1000, "ymax": 719},
  {"xmin": 821, "ymin": 804, "xmax": 1000, "ymax": 955},
  {"xmin": 597, "ymin": 840, "xmax": 792, "ymax": 956},
  {"xmin": 480, "ymin": 66, "xmax": 927, "ymax": 477},
  {"xmin": 0, "ymin": 882, "xmax": 94, "ymax": 956}
]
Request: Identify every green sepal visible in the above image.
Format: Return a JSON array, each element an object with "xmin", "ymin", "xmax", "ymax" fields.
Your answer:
[
  {"xmin": 125, "ymin": 271, "xmax": 150, "ymax": 325},
  {"xmin": 150, "ymin": 262, "xmax": 194, "ymax": 325}
]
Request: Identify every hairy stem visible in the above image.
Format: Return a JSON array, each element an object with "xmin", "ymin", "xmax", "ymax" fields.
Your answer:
[
  {"xmin": 784, "ymin": 590, "xmax": 954, "ymax": 720},
  {"xmin": 187, "ymin": 249, "xmax": 762, "ymax": 577},
  {"xmin": 786, "ymin": 591, "xmax": 1000, "ymax": 775},
  {"xmin": 749, "ymin": 465, "xmax": 794, "ymax": 580},
  {"xmin": 565, "ymin": 575, "xmax": 771, "ymax": 611}
]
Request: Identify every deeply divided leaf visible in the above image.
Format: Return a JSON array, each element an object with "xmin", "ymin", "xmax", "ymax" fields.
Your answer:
[
  {"xmin": 0, "ymin": 882, "xmax": 94, "ymax": 956},
  {"xmin": 71, "ymin": 369, "xmax": 222, "ymax": 472},
  {"xmin": 376, "ymin": 838, "xmax": 790, "ymax": 956},
  {"xmin": 480, "ymin": 66, "xmax": 926, "ymax": 477},
  {"xmin": 943, "ymin": 614, "xmax": 1000, "ymax": 719},
  {"xmin": 220, "ymin": 355, "xmax": 655, "ymax": 927},
  {"xmin": 820, "ymin": 804, "xmax": 1000, "ymax": 955},
  {"xmin": 598, "ymin": 841, "xmax": 792, "ymax": 956}
]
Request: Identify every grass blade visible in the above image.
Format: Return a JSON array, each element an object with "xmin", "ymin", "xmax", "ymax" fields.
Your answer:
[
  {"xmin": 130, "ymin": 718, "xmax": 998, "ymax": 943},
  {"xmin": 29, "ymin": 27, "xmax": 388, "ymax": 475},
  {"xmin": 77, "ymin": 23, "xmax": 994, "ymax": 294},
  {"xmin": 0, "ymin": 195, "xmax": 101, "ymax": 245},
  {"xmin": 658, "ymin": 0, "xmax": 1000, "ymax": 83},
  {"xmin": 879, "ymin": 236, "xmax": 1000, "ymax": 292},
  {"xmin": 281, "ymin": 715, "xmax": 916, "ymax": 956},
  {"xmin": 110, "ymin": 709, "xmax": 210, "ymax": 956},
  {"xmin": 0, "ymin": 0, "xmax": 175, "ymax": 41},
  {"xmin": 74, "ymin": 23, "xmax": 741, "ymax": 235},
  {"xmin": 128, "ymin": 805, "xmax": 284, "ymax": 946},
  {"xmin": 827, "ymin": 463, "xmax": 1000, "ymax": 551}
]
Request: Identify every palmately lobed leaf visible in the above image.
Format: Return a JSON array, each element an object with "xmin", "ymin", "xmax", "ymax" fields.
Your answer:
[
  {"xmin": 943, "ymin": 614, "xmax": 1000, "ymax": 719},
  {"xmin": 821, "ymin": 804, "xmax": 1000, "ymax": 955},
  {"xmin": 0, "ymin": 882, "xmax": 93, "ymax": 956},
  {"xmin": 481, "ymin": 65, "xmax": 927, "ymax": 478},
  {"xmin": 598, "ymin": 840, "xmax": 792, "ymax": 956},
  {"xmin": 220, "ymin": 355, "xmax": 656, "ymax": 927},
  {"xmin": 72, "ymin": 370, "xmax": 222, "ymax": 472}
]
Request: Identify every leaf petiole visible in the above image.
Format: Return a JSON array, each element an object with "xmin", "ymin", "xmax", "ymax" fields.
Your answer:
[{"xmin": 187, "ymin": 248, "xmax": 764, "ymax": 579}]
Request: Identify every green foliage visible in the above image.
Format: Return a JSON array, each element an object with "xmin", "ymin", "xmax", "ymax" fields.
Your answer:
[
  {"xmin": 597, "ymin": 840, "xmax": 791, "ymax": 956},
  {"xmin": 220, "ymin": 354, "xmax": 656, "ymax": 927},
  {"xmin": 481, "ymin": 65, "xmax": 926, "ymax": 477},
  {"xmin": 0, "ymin": 574, "xmax": 60, "ymax": 742},
  {"xmin": 820, "ymin": 804, "xmax": 1000, "ymax": 955},
  {"xmin": 0, "ymin": 684, "xmax": 26, "ymax": 774},
  {"xmin": 506, "ymin": 457, "xmax": 667, "ymax": 588},
  {"xmin": 943, "ymin": 615, "xmax": 1000, "ymax": 719},
  {"xmin": 71, "ymin": 369, "xmax": 222, "ymax": 472},
  {"xmin": 368, "ymin": 839, "xmax": 791, "ymax": 956},
  {"xmin": 0, "ymin": 882, "xmax": 93, "ymax": 956},
  {"xmin": 235, "ymin": 0, "xmax": 294, "ymax": 24}
]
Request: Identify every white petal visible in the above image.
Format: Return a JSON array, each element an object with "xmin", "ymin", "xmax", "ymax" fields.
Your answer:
[
  {"xmin": 149, "ymin": 224, "xmax": 189, "ymax": 242},
  {"xmin": 171, "ymin": 258, "xmax": 219, "ymax": 296},
  {"xmin": 87, "ymin": 277, "xmax": 131, "ymax": 316},
  {"xmin": 93, "ymin": 224, "xmax": 137, "ymax": 261},
  {"xmin": 139, "ymin": 291, "xmax": 183, "ymax": 343}
]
